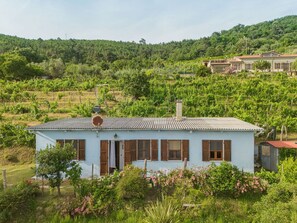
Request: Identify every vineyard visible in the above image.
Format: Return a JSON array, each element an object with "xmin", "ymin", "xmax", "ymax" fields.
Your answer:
[{"xmin": 1, "ymin": 72, "xmax": 297, "ymax": 135}]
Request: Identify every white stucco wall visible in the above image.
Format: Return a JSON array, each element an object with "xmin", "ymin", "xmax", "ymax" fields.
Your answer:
[{"xmin": 35, "ymin": 129, "xmax": 255, "ymax": 177}]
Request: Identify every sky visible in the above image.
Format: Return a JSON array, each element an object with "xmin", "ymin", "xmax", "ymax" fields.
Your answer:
[{"xmin": 0, "ymin": 0, "xmax": 296, "ymax": 43}]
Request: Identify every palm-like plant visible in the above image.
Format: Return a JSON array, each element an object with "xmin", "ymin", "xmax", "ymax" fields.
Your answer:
[{"xmin": 144, "ymin": 196, "xmax": 180, "ymax": 223}]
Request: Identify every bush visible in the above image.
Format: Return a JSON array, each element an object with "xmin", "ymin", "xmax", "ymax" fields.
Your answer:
[
  {"xmin": 4, "ymin": 154, "xmax": 19, "ymax": 163},
  {"xmin": 0, "ymin": 181, "xmax": 40, "ymax": 223},
  {"xmin": 253, "ymin": 182, "xmax": 297, "ymax": 223},
  {"xmin": 279, "ymin": 157, "xmax": 297, "ymax": 183},
  {"xmin": 255, "ymin": 168, "xmax": 280, "ymax": 185},
  {"xmin": 92, "ymin": 172, "xmax": 121, "ymax": 215},
  {"xmin": 116, "ymin": 166, "xmax": 148, "ymax": 202},
  {"xmin": 206, "ymin": 162, "xmax": 243, "ymax": 196}
]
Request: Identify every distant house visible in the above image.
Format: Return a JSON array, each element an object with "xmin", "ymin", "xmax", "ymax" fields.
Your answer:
[
  {"xmin": 204, "ymin": 51, "xmax": 297, "ymax": 73},
  {"xmin": 28, "ymin": 101, "xmax": 262, "ymax": 177},
  {"xmin": 258, "ymin": 141, "xmax": 297, "ymax": 171}
]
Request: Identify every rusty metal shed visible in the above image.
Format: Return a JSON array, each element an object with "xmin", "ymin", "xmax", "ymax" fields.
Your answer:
[{"xmin": 259, "ymin": 141, "xmax": 297, "ymax": 172}]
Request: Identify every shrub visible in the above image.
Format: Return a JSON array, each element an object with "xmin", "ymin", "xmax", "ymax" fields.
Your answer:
[
  {"xmin": 255, "ymin": 168, "xmax": 280, "ymax": 185},
  {"xmin": 116, "ymin": 165, "xmax": 148, "ymax": 202},
  {"xmin": 144, "ymin": 196, "xmax": 180, "ymax": 223},
  {"xmin": 279, "ymin": 157, "xmax": 297, "ymax": 183},
  {"xmin": 206, "ymin": 162, "xmax": 243, "ymax": 196},
  {"xmin": 92, "ymin": 172, "xmax": 121, "ymax": 215},
  {"xmin": 4, "ymin": 154, "xmax": 19, "ymax": 163},
  {"xmin": 253, "ymin": 182, "xmax": 297, "ymax": 223},
  {"xmin": 0, "ymin": 181, "xmax": 40, "ymax": 223}
]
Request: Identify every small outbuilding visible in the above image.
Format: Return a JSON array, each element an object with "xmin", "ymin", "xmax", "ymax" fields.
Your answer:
[{"xmin": 259, "ymin": 141, "xmax": 297, "ymax": 172}]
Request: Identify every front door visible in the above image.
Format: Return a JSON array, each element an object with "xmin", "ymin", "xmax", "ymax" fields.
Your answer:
[{"xmin": 109, "ymin": 140, "xmax": 124, "ymax": 174}]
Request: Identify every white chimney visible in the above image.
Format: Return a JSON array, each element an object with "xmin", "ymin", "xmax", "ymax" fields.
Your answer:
[{"xmin": 176, "ymin": 100, "xmax": 183, "ymax": 121}]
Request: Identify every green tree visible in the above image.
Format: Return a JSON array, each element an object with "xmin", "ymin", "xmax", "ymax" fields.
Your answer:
[
  {"xmin": 118, "ymin": 69, "xmax": 150, "ymax": 99},
  {"xmin": 253, "ymin": 60, "xmax": 271, "ymax": 71},
  {"xmin": 36, "ymin": 144, "xmax": 79, "ymax": 196},
  {"xmin": 0, "ymin": 52, "xmax": 43, "ymax": 80}
]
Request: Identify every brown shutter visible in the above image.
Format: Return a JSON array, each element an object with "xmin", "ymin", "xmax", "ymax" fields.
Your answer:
[
  {"xmin": 100, "ymin": 140, "xmax": 108, "ymax": 176},
  {"xmin": 151, "ymin": 140, "xmax": 158, "ymax": 161},
  {"xmin": 161, "ymin": 140, "xmax": 168, "ymax": 161},
  {"xmin": 78, "ymin": 140, "xmax": 86, "ymax": 161},
  {"xmin": 202, "ymin": 140, "xmax": 210, "ymax": 161},
  {"xmin": 182, "ymin": 140, "xmax": 189, "ymax": 161},
  {"xmin": 224, "ymin": 140, "xmax": 231, "ymax": 161},
  {"xmin": 124, "ymin": 140, "xmax": 131, "ymax": 165},
  {"xmin": 130, "ymin": 140, "xmax": 137, "ymax": 161},
  {"xmin": 56, "ymin": 140, "xmax": 64, "ymax": 147}
]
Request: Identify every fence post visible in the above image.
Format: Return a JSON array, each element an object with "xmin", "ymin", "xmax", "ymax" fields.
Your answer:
[
  {"xmin": 144, "ymin": 159, "xmax": 147, "ymax": 177},
  {"xmin": 91, "ymin": 163, "xmax": 94, "ymax": 180},
  {"xmin": 183, "ymin": 158, "xmax": 187, "ymax": 170},
  {"xmin": 2, "ymin": 169, "xmax": 7, "ymax": 190}
]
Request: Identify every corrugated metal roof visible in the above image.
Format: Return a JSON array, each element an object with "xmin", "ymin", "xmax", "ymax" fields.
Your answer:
[
  {"xmin": 27, "ymin": 117, "xmax": 262, "ymax": 131},
  {"xmin": 266, "ymin": 141, "xmax": 297, "ymax": 149}
]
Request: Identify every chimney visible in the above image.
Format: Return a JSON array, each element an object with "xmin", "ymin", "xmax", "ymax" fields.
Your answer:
[{"xmin": 176, "ymin": 100, "xmax": 183, "ymax": 121}]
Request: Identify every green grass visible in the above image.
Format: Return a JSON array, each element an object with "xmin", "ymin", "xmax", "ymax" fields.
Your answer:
[{"xmin": 0, "ymin": 163, "xmax": 35, "ymax": 186}]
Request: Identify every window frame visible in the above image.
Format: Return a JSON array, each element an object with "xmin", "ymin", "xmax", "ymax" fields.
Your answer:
[
  {"xmin": 167, "ymin": 140, "xmax": 182, "ymax": 160},
  {"xmin": 209, "ymin": 140, "xmax": 223, "ymax": 161},
  {"xmin": 137, "ymin": 140, "xmax": 151, "ymax": 160}
]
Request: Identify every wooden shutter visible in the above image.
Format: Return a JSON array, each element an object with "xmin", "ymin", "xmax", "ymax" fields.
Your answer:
[
  {"xmin": 131, "ymin": 140, "xmax": 137, "ymax": 161},
  {"xmin": 224, "ymin": 140, "xmax": 231, "ymax": 161},
  {"xmin": 202, "ymin": 140, "xmax": 210, "ymax": 161},
  {"xmin": 182, "ymin": 140, "xmax": 189, "ymax": 161},
  {"xmin": 124, "ymin": 140, "xmax": 136, "ymax": 165},
  {"xmin": 151, "ymin": 140, "xmax": 158, "ymax": 161},
  {"xmin": 100, "ymin": 140, "xmax": 108, "ymax": 176},
  {"xmin": 161, "ymin": 140, "xmax": 168, "ymax": 161},
  {"xmin": 78, "ymin": 140, "xmax": 86, "ymax": 161}
]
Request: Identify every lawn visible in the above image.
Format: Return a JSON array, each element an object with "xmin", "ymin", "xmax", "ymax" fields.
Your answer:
[{"xmin": 0, "ymin": 163, "xmax": 35, "ymax": 186}]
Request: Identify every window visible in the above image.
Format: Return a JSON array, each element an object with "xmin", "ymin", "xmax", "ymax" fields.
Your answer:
[
  {"xmin": 137, "ymin": 140, "xmax": 151, "ymax": 160},
  {"xmin": 210, "ymin": 140, "xmax": 223, "ymax": 160},
  {"xmin": 168, "ymin": 140, "xmax": 182, "ymax": 160},
  {"xmin": 202, "ymin": 140, "xmax": 231, "ymax": 162},
  {"xmin": 281, "ymin": 63, "xmax": 289, "ymax": 71},
  {"xmin": 275, "ymin": 63, "xmax": 281, "ymax": 69},
  {"xmin": 56, "ymin": 139, "xmax": 85, "ymax": 161}
]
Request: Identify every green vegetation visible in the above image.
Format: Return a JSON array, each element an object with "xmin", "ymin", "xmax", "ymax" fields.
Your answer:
[
  {"xmin": 0, "ymin": 15, "xmax": 297, "ymax": 222},
  {"xmin": 253, "ymin": 60, "xmax": 271, "ymax": 71},
  {"xmin": 0, "ymin": 181, "xmax": 40, "ymax": 223},
  {"xmin": 36, "ymin": 144, "xmax": 81, "ymax": 196}
]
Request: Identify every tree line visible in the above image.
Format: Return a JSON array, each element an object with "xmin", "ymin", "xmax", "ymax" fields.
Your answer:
[{"xmin": 0, "ymin": 16, "xmax": 297, "ymax": 80}]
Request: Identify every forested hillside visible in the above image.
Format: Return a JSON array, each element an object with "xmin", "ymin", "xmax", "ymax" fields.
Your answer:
[{"xmin": 0, "ymin": 15, "xmax": 297, "ymax": 66}]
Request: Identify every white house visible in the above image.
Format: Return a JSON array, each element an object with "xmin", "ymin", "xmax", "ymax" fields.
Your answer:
[{"xmin": 28, "ymin": 102, "xmax": 262, "ymax": 177}]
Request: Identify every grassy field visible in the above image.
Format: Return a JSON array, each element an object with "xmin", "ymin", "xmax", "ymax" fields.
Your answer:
[{"xmin": 0, "ymin": 163, "xmax": 35, "ymax": 186}]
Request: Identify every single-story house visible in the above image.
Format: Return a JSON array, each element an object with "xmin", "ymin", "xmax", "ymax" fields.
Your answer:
[
  {"xmin": 259, "ymin": 141, "xmax": 297, "ymax": 172},
  {"xmin": 28, "ymin": 102, "xmax": 262, "ymax": 177}
]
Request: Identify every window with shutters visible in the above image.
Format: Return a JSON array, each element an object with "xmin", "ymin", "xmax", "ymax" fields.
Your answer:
[
  {"xmin": 56, "ymin": 139, "xmax": 86, "ymax": 161},
  {"xmin": 137, "ymin": 140, "xmax": 151, "ymax": 160},
  {"xmin": 168, "ymin": 140, "xmax": 182, "ymax": 160},
  {"xmin": 202, "ymin": 140, "xmax": 231, "ymax": 162},
  {"xmin": 210, "ymin": 140, "xmax": 223, "ymax": 160}
]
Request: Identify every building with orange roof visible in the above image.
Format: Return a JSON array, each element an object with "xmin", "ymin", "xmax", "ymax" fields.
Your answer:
[{"xmin": 205, "ymin": 51, "xmax": 297, "ymax": 73}]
